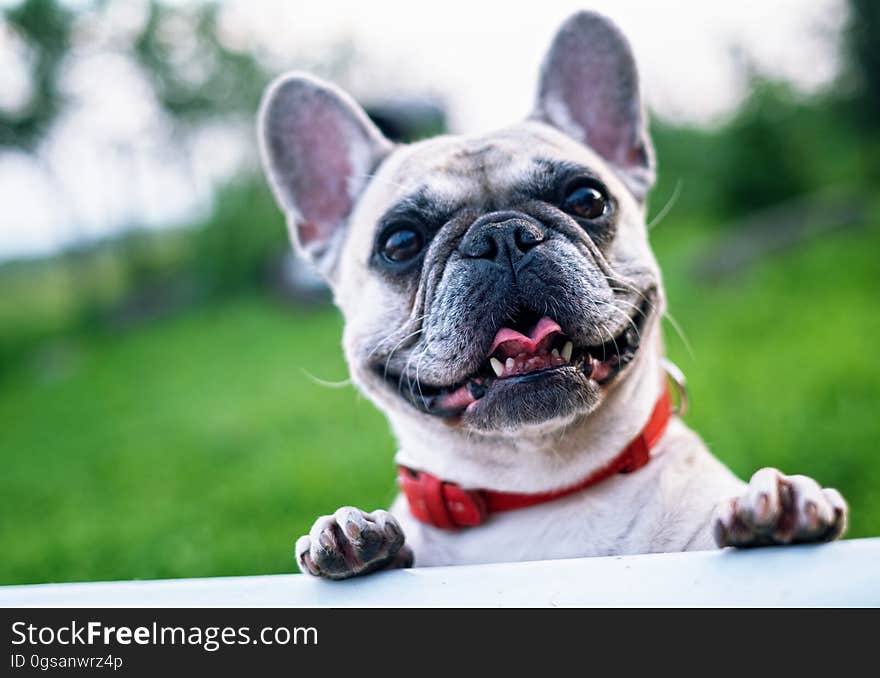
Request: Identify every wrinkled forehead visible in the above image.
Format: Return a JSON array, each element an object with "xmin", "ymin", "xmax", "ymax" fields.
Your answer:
[{"xmin": 376, "ymin": 121, "xmax": 625, "ymax": 208}]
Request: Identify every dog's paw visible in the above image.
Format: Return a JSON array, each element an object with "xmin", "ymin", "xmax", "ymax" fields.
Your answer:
[
  {"xmin": 713, "ymin": 467, "xmax": 847, "ymax": 548},
  {"xmin": 295, "ymin": 507, "xmax": 413, "ymax": 580}
]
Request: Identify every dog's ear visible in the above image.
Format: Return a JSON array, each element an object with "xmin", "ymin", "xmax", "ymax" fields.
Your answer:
[
  {"xmin": 533, "ymin": 11, "xmax": 654, "ymax": 200},
  {"xmin": 259, "ymin": 73, "xmax": 392, "ymax": 278}
]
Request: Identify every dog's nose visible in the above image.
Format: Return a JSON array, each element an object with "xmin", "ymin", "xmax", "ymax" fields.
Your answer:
[{"xmin": 459, "ymin": 213, "xmax": 546, "ymax": 264}]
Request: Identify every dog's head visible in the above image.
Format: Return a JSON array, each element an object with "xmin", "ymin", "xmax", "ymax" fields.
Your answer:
[{"xmin": 259, "ymin": 11, "xmax": 663, "ymax": 436}]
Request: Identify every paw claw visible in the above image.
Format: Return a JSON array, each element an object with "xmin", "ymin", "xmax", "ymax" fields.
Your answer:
[
  {"xmin": 712, "ymin": 515, "xmax": 729, "ymax": 548},
  {"xmin": 318, "ymin": 529, "xmax": 336, "ymax": 551},
  {"xmin": 714, "ymin": 469, "xmax": 848, "ymax": 549},
  {"xmin": 295, "ymin": 507, "xmax": 409, "ymax": 580},
  {"xmin": 754, "ymin": 493, "xmax": 771, "ymax": 523},
  {"xmin": 802, "ymin": 500, "xmax": 819, "ymax": 531}
]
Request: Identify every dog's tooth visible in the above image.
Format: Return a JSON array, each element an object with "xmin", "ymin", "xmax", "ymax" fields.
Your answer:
[
  {"xmin": 551, "ymin": 348, "xmax": 560, "ymax": 358},
  {"xmin": 625, "ymin": 327, "xmax": 641, "ymax": 347},
  {"xmin": 505, "ymin": 357, "xmax": 515, "ymax": 373},
  {"xmin": 490, "ymin": 357, "xmax": 504, "ymax": 377},
  {"xmin": 585, "ymin": 354, "xmax": 597, "ymax": 379},
  {"xmin": 561, "ymin": 341, "xmax": 573, "ymax": 362}
]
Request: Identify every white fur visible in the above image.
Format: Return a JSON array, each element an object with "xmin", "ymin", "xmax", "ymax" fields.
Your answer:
[
  {"xmin": 268, "ymin": 13, "xmax": 848, "ymax": 581},
  {"xmin": 289, "ymin": 122, "xmax": 847, "ymax": 577},
  {"xmin": 388, "ymin": 326, "xmax": 745, "ymax": 566}
]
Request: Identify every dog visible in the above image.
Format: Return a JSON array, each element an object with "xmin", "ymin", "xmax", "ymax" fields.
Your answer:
[{"xmin": 258, "ymin": 11, "xmax": 847, "ymax": 580}]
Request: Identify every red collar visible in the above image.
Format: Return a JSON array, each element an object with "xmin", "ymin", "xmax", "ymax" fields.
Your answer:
[{"xmin": 398, "ymin": 385, "xmax": 673, "ymax": 529}]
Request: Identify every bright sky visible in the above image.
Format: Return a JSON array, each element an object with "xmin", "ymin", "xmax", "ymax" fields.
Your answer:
[{"xmin": 0, "ymin": 0, "xmax": 845, "ymax": 259}]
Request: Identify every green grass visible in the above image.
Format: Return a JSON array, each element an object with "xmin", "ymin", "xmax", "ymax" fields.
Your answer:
[
  {"xmin": 0, "ymin": 300, "xmax": 395, "ymax": 584},
  {"xmin": 654, "ymin": 215, "xmax": 880, "ymax": 539},
  {"xmin": 1, "ymin": 217, "xmax": 878, "ymax": 585}
]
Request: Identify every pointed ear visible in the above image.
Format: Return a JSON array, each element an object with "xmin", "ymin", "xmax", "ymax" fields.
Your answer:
[
  {"xmin": 258, "ymin": 73, "xmax": 392, "ymax": 277},
  {"xmin": 532, "ymin": 11, "xmax": 655, "ymax": 200}
]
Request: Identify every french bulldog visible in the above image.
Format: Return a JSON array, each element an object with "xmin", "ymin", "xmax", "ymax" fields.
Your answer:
[{"xmin": 258, "ymin": 11, "xmax": 847, "ymax": 580}]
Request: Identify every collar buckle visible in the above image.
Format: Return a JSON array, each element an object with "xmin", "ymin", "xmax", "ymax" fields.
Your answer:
[
  {"xmin": 398, "ymin": 468, "xmax": 488, "ymax": 529},
  {"xmin": 661, "ymin": 358, "xmax": 689, "ymax": 416}
]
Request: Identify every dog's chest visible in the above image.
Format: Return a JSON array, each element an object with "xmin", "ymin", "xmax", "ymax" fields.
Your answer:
[{"xmin": 390, "ymin": 429, "xmax": 743, "ymax": 566}]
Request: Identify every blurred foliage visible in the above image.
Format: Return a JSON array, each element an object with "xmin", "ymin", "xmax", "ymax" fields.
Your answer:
[
  {"xmin": 650, "ymin": 81, "xmax": 879, "ymax": 221},
  {"xmin": 0, "ymin": 0, "xmax": 269, "ymax": 148},
  {"xmin": 709, "ymin": 82, "xmax": 821, "ymax": 213},
  {"xmin": 132, "ymin": 1, "xmax": 266, "ymax": 120},
  {"xmin": 185, "ymin": 180, "xmax": 288, "ymax": 296},
  {"xmin": 2, "ymin": 0, "xmax": 873, "ymax": 330},
  {"xmin": 0, "ymin": 179, "xmax": 288, "ymax": 376},
  {"xmin": 845, "ymin": 0, "xmax": 880, "ymax": 123},
  {"xmin": 0, "ymin": 0, "xmax": 445, "ymax": 335},
  {"xmin": 0, "ymin": 0, "xmax": 71, "ymax": 147}
]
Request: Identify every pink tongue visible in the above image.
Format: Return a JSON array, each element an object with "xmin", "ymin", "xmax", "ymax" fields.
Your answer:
[
  {"xmin": 489, "ymin": 316, "xmax": 563, "ymax": 359},
  {"xmin": 437, "ymin": 384, "xmax": 477, "ymax": 411}
]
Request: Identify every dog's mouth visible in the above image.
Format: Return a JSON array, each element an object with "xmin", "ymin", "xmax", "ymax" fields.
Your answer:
[{"xmin": 379, "ymin": 296, "xmax": 653, "ymax": 419}]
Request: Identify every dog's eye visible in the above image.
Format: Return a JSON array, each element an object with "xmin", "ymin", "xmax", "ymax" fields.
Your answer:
[
  {"xmin": 561, "ymin": 182, "xmax": 607, "ymax": 220},
  {"xmin": 381, "ymin": 227, "xmax": 424, "ymax": 263}
]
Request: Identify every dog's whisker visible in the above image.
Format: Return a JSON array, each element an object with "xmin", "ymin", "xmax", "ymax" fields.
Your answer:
[
  {"xmin": 362, "ymin": 313, "xmax": 428, "ymax": 366},
  {"xmin": 382, "ymin": 326, "xmax": 425, "ymax": 382},
  {"xmin": 647, "ymin": 178, "xmax": 682, "ymax": 231},
  {"xmin": 413, "ymin": 347, "xmax": 430, "ymax": 406},
  {"xmin": 383, "ymin": 333, "xmax": 421, "ymax": 380},
  {"xmin": 401, "ymin": 341, "xmax": 430, "ymax": 405},
  {"xmin": 604, "ymin": 302, "xmax": 642, "ymax": 345},
  {"xmin": 300, "ymin": 369, "xmax": 353, "ymax": 389},
  {"xmin": 662, "ymin": 311, "xmax": 696, "ymax": 360},
  {"xmin": 605, "ymin": 275, "xmax": 647, "ymax": 298},
  {"xmin": 608, "ymin": 296, "xmax": 650, "ymax": 322},
  {"xmin": 597, "ymin": 319, "xmax": 613, "ymax": 361},
  {"xmin": 606, "ymin": 278, "xmax": 659, "ymax": 316},
  {"xmin": 609, "ymin": 325, "xmax": 623, "ymax": 368},
  {"xmin": 595, "ymin": 308, "xmax": 625, "ymax": 363}
]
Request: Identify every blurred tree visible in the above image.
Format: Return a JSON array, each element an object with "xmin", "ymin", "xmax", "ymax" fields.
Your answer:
[
  {"xmin": 845, "ymin": 0, "xmax": 880, "ymax": 125},
  {"xmin": 0, "ymin": 0, "xmax": 271, "ymax": 147},
  {"xmin": 0, "ymin": 0, "xmax": 450, "ymax": 314},
  {"xmin": 716, "ymin": 79, "xmax": 812, "ymax": 215},
  {"xmin": 132, "ymin": 1, "xmax": 267, "ymax": 121},
  {"xmin": 0, "ymin": 0, "xmax": 71, "ymax": 148},
  {"xmin": 189, "ymin": 180, "xmax": 288, "ymax": 297},
  {"xmin": 0, "ymin": 0, "xmax": 280, "ymax": 323}
]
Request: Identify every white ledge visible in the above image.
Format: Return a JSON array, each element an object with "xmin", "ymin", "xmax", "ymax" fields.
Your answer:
[{"xmin": 2, "ymin": 538, "xmax": 879, "ymax": 607}]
